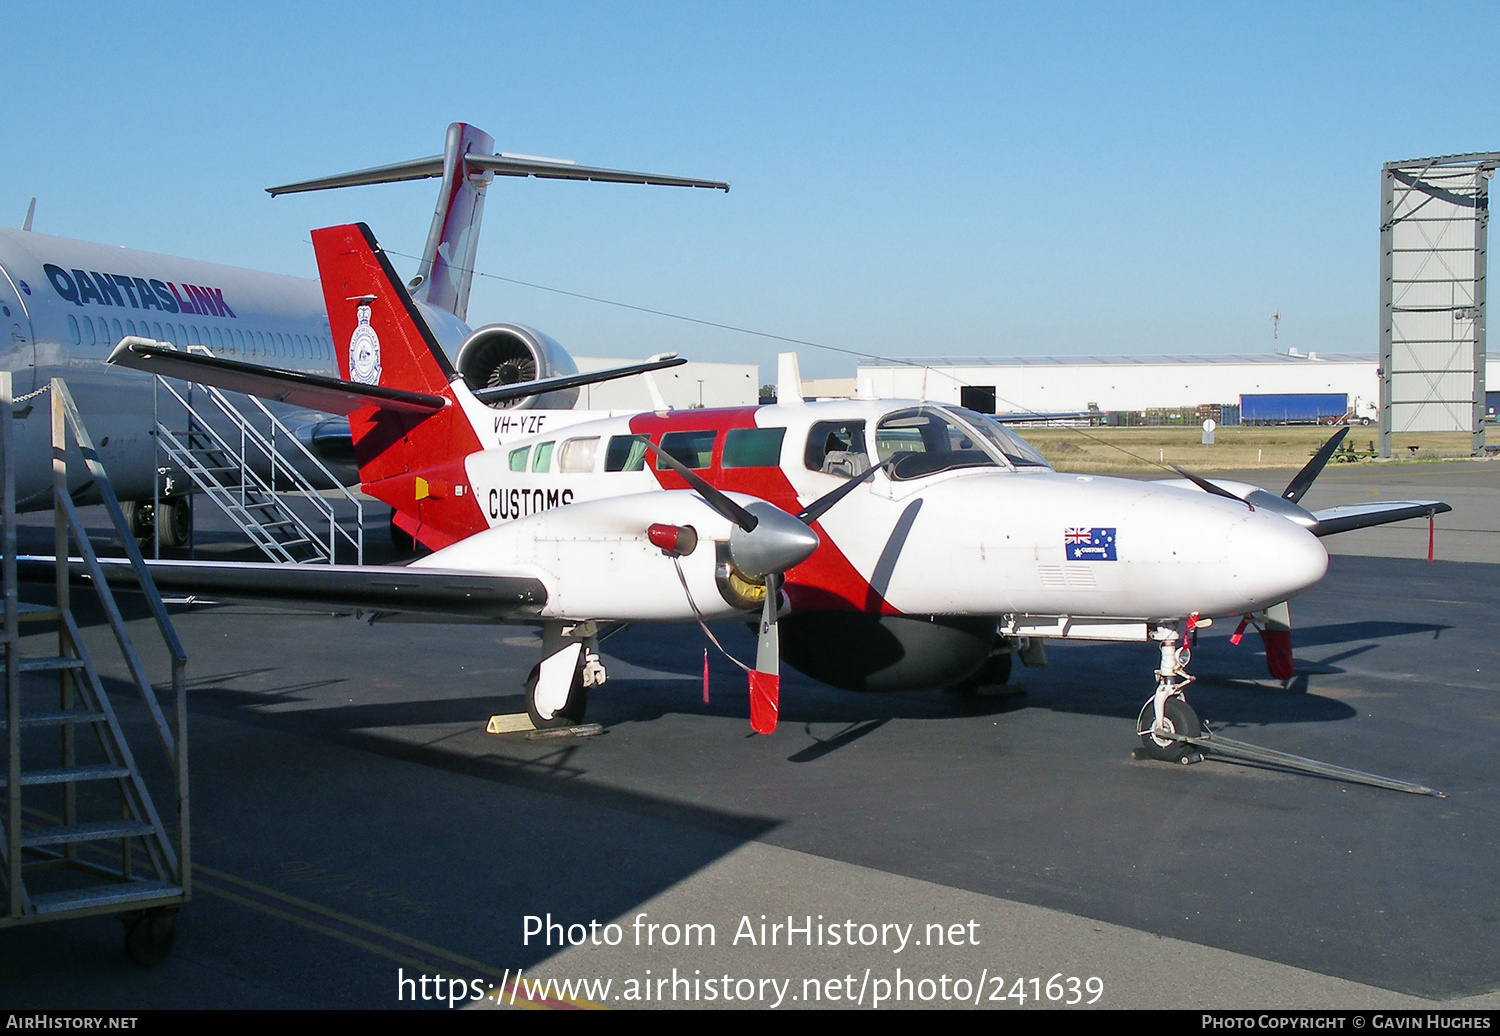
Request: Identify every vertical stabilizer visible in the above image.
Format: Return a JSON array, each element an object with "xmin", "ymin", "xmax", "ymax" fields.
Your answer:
[
  {"xmin": 312, "ymin": 223, "xmax": 486, "ymax": 548},
  {"xmin": 410, "ymin": 123, "xmax": 495, "ymax": 322}
]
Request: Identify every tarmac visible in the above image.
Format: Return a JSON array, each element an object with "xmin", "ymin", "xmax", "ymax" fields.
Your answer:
[{"xmin": 0, "ymin": 459, "xmax": 1496, "ymax": 1010}]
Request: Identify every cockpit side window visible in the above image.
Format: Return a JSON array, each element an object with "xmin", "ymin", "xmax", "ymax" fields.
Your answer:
[{"xmin": 804, "ymin": 420, "xmax": 869, "ymax": 479}]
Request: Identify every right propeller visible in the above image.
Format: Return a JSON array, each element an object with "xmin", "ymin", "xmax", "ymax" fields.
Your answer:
[{"xmin": 637, "ymin": 437, "xmax": 886, "ymax": 732}]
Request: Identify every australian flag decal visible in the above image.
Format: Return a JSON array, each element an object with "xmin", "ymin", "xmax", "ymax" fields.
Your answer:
[{"xmin": 1064, "ymin": 527, "xmax": 1117, "ymax": 561}]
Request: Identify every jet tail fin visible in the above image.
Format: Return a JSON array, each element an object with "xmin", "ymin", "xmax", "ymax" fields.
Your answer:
[{"xmin": 270, "ymin": 121, "xmax": 729, "ymax": 322}]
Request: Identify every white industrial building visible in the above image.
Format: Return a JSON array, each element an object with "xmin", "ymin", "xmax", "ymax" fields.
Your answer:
[
  {"xmin": 849, "ymin": 352, "xmax": 1500, "ymax": 418},
  {"xmin": 573, "ymin": 357, "xmax": 758, "ymax": 410}
]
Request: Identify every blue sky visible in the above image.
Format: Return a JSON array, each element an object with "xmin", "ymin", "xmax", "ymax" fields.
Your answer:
[{"xmin": 5, "ymin": 2, "xmax": 1497, "ymax": 378}]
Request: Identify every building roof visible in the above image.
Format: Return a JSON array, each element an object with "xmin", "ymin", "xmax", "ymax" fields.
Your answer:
[{"xmin": 860, "ymin": 353, "xmax": 1377, "ymax": 368}]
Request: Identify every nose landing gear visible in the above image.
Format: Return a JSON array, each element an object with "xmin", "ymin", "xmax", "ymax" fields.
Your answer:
[{"xmin": 1136, "ymin": 626, "xmax": 1203, "ymax": 763}]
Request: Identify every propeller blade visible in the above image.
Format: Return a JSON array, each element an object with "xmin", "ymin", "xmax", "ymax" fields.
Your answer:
[
  {"xmin": 1260, "ymin": 601, "xmax": 1294, "ymax": 681},
  {"xmin": 1283, "ymin": 427, "xmax": 1349, "ymax": 504},
  {"xmin": 796, "ymin": 459, "xmax": 890, "ymax": 525},
  {"xmin": 636, "ymin": 436, "xmax": 757, "ymax": 531},
  {"xmin": 1170, "ymin": 465, "xmax": 1253, "ymax": 510},
  {"xmin": 749, "ymin": 572, "xmax": 781, "ymax": 734}
]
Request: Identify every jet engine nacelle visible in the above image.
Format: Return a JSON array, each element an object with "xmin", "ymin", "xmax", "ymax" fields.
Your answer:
[{"xmin": 455, "ymin": 323, "xmax": 580, "ymax": 410}]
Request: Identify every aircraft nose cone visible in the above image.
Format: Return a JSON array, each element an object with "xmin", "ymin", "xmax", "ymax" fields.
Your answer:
[{"xmin": 1233, "ymin": 511, "xmax": 1328, "ymax": 610}]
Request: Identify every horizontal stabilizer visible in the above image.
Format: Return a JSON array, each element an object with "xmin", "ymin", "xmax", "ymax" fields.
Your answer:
[
  {"xmin": 107, "ymin": 338, "xmax": 446, "ymax": 416},
  {"xmin": 267, "ymin": 153, "xmax": 729, "ymax": 196},
  {"xmin": 22, "ymin": 556, "xmax": 547, "ymax": 619},
  {"xmin": 1307, "ymin": 501, "xmax": 1452, "ymax": 537},
  {"xmin": 471, "ymin": 354, "xmax": 687, "ymax": 406}
]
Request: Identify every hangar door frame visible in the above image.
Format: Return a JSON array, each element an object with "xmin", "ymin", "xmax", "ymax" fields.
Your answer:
[{"xmin": 1379, "ymin": 152, "xmax": 1495, "ymax": 456}]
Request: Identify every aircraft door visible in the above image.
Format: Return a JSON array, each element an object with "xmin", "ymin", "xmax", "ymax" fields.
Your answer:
[{"xmin": 0, "ymin": 264, "xmax": 35, "ymax": 395}]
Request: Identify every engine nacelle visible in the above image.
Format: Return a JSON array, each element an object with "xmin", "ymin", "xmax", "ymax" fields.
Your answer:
[
  {"xmin": 454, "ymin": 323, "xmax": 580, "ymax": 410},
  {"xmin": 778, "ymin": 613, "xmax": 996, "ymax": 692}
]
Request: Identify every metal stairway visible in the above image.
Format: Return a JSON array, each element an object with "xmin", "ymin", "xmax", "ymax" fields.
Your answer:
[
  {"xmin": 150, "ymin": 357, "xmax": 363, "ymax": 564},
  {"xmin": 2, "ymin": 374, "xmax": 189, "ymax": 964}
]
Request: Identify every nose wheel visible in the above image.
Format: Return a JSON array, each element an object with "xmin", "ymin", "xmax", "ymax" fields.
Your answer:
[
  {"xmin": 1136, "ymin": 696, "xmax": 1201, "ymax": 762},
  {"xmin": 1136, "ymin": 627, "xmax": 1202, "ymax": 763}
]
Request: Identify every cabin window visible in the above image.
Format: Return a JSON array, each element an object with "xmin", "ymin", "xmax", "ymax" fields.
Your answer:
[
  {"xmin": 805, "ymin": 420, "xmax": 869, "ymax": 477},
  {"xmin": 604, "ymin": 435, "xmax": 648, "ymax": 472},
  {"xmin": 152, "ymin": 322, "xmax": 163, "ymax": 341},
  {"xmin": 508, "ymin": 447, "xmax": 530, "ymax": 472},
  {"xmin": 125, "ymin": 320, "xmax": 137, "ymax": 338},
  {"xmin": 83, "ymin": 317, "xmax": 96, "ymax": 347},
  {"xmin": 67, "ymin": 315, "xmax": 80, "ymax": 345},
  {"xmin": 658, "ymin": 430, "xmax": 716, "ymax": 470},
  {"xmin": 532, "ymin": 441, "xmax": 554, "ymax": 472},
  {"xmin": 234, "ymin": 329, "xmax": 244, "ymax": 352},
  {"xmin": 188, "ymin": 325, "xmax": 200, "ymax": 347},
  {"xmin": 212, "ymin": 327, "xmax": 224, "ymax": 351},
  {"xmin": 723, "ymin": 427, "xmax": 785, "ymax": 468},
  {"xmin": 559, "ymin": 437, "xmax": 599, "ymax": 473}
]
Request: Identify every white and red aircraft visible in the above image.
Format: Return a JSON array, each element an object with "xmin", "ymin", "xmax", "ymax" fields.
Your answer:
[
  {"xmin": 0, "ymin": 122, "xmax": 726, "ymax": 541},
  {"xmin": 104, "ymin": 222, "xmax": 1453, "ymax": 758}
]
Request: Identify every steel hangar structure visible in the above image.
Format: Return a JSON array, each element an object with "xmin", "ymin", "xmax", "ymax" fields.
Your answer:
[{"xmin": 1380, "ymin": 151, "xmax": 1495, "ymax": 456}]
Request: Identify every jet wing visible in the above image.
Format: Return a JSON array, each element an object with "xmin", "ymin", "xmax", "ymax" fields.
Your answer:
[
  {"xmin": 107, "ymin": 338, "xmax": 446, "ymax": 416},
  {"xmin": 1306, "ymin": 500, "xmax": 1452, "ymax": 537},
  {"xmin": 25, "ymin": 557, "xmax": 547, "ymax": 620}
]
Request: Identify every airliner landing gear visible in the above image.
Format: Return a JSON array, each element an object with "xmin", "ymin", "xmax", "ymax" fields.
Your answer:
[
  {"xmin": 1136, "ymin": 626, "xmax": 1201, "ymax": 763},
  {"xmin": 525, "ymin": 622, "xmax": 607, "ymax": 729},
  {"xmin": 120, "ymin": 498, "xmax": 190, "ymax": 548}
]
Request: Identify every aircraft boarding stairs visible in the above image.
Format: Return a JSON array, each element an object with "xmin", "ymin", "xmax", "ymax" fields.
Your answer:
[
  {"xmin": 151, "ymin": 362, "xmax": 363, "ymax": 564},
  {"xmin": 1, "ymin": 374, "xmax": 190, "ymax": 964}
]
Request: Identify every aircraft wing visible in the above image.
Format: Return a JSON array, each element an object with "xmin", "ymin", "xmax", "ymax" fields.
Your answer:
[
  {"xmin": 1306, "ymin": 500, "xmax": 1452, "ymax": 537},
  {"xmin": 24, "ymin": 557, "xmax": 547, "ymax": 620}
]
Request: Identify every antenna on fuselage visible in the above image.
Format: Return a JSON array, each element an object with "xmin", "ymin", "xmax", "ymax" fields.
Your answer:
[
  {"xmin": 776, "ymin": 353, "xmax": 804, "ymax": 406},
  {"xmin": 21, "ymin": 198, "xmax": 34, "ymax": 232}
]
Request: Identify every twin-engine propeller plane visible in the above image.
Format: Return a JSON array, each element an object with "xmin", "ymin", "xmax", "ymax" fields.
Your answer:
[{"xmin": 105, "ymin": 223, "xmax": 1452, "ymax": 757}]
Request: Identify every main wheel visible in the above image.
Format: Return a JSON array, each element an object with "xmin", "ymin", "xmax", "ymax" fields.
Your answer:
[
  {"xmin": 524, "ymin": 661, "xmax": 588, "ymax": 730},
  {"xmin": 122, "ymin": 907, "xmax": 177, "ymax": 967},
  {"xmin": 157, "ymin": 498, "xmax": 190, "ymax": 549},
  {"xmin": 121, "ymin": 501, "xmax": 154, "ymax": 540},
  {"xmin": 1136, "ymin": 697, "xmax": 1200, "ymax": 763}
]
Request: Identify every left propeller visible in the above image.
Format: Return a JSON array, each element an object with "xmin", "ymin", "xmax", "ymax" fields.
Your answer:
[{"xmin": 636, "ymin": 437, "xmax": 886, "ymax": 732}]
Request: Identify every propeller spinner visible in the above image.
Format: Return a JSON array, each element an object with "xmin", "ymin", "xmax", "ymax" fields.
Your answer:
[{"xmin": 636, "ymin": 437, "xmax": 886, "ymax": 733}]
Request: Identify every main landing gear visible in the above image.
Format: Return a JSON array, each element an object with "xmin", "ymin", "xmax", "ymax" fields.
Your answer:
[
  {"xmin": 525, "ymin": 621, "xmax": 607, "ymax": 729},
  {"xmin": 121, "ymin": 498, "xmax": 191, "ymax": 549},
  {"xmin": 1136, "ymin": 626, "xmax": 1202, "ymax": 763}
]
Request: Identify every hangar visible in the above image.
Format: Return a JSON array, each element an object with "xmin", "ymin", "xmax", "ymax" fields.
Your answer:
[{"xmin": 834, "ymin": 352, "xmax": 1500, "ymax": 423}]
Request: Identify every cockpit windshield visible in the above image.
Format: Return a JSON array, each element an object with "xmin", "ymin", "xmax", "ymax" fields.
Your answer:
[
  {"xmin": 945, "ymin": 407, "xmax": 1052, "ymax": 469},
  {"xmin": 872, "ymin": 406, "xmax": 1052, "ymax": 480}
]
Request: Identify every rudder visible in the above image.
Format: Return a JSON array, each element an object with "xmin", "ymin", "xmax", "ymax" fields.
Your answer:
[{"xmin": 312, "ymin": 222, "xmax": 485, "ymax": 548}]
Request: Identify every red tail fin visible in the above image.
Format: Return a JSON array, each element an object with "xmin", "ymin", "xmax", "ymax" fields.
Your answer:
[{"xmin": 312, "ymin": 223, "xmax": 485, "ymax": 549}]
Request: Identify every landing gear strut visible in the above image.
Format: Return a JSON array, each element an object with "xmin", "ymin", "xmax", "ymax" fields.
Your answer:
[
  {"xmin": 525, "ymin": 622, "xmax": 607, "ymax": 729},
  {"xmin": 1136, "ymin": 626, "xmax": 1201, "ymax": 763}
]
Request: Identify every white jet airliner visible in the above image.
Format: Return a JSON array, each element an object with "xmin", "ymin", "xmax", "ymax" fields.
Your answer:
[{"xmin": 0, "ymin": 122, "xmax": 726, "ymax": 543}]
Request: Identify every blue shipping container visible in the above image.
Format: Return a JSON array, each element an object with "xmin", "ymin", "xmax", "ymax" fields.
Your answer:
[{"xmin": 1239, "ymin": 393, "xmax": 1348, "ymax": 424}]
